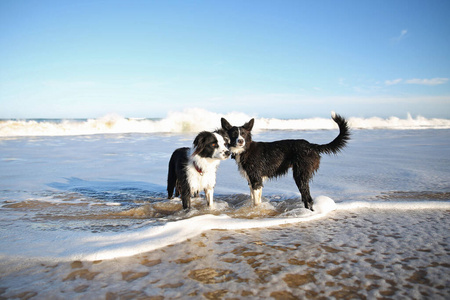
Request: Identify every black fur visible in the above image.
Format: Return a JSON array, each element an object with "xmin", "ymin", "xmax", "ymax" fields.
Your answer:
[
  {"xmin": 167, "ymin": 130, "xmax": 230, "ymax": 209},
  {"xmin": 221, "ymin": 114, "xmax": 350, "ymax": 210},
  {"xmin": 167, "ymin": 147, "xmax": 189, "ymax": 200}
]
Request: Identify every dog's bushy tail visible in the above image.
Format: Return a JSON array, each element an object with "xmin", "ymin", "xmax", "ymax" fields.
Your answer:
[{"xmin": 317, "ymin": 113, "xmax": 350, "ymax": 155}]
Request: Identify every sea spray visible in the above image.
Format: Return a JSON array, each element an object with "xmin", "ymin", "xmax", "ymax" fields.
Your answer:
[{"xmin": 1, "ymin": 109, "xmax": 449, "ymax": 137}]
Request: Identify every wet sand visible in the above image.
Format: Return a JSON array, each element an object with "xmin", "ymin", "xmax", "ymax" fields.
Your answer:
[{"xmin": 1, "ymin": 208, "xmax": 449, "ymax": 300}]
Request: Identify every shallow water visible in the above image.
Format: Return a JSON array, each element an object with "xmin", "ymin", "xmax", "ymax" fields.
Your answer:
[
  {"xmin": 1, "ymin": 125, "xmax": 449, "ymax": 298},
  {"xmin": 1, "ymin": 209, "xmax": 449, "ymax": 299}
]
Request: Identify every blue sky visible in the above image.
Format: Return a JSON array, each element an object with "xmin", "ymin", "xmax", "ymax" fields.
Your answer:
[{"xmin": 1, "ymin": 0, "xmax": 449, "ymax": 119}]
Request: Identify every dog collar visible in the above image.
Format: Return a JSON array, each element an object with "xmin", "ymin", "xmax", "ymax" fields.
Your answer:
[{"xmin": 193, "ymin": 161, "xmax": 203, "ymax": 176}]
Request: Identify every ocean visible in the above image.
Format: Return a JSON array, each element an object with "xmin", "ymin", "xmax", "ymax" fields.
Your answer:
[{"xmin": 1, "ymin": 109, "xmax": 449, "ymax": 299}]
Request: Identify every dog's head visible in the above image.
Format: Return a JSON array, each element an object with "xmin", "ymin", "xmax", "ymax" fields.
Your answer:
[
  {"xmin": 221, "ymin": 118, "xmax": 254, "ymax": 154},
  {"xmin": 193, "ymin": 131, "xmax": 231, "ymax": 160}
]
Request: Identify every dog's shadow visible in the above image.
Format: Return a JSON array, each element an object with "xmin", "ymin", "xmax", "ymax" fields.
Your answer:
[{"xmin": 47, "ymin": 177, "xmax": 166, "ymax": 204}]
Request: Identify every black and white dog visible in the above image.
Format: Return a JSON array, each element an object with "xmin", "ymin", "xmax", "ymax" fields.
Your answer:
[
  {"xmin": 167, "ymin": 130, "xmax": 230, "ymax": 209},
  {"xmin": 221, "ymin": 113, "xmax": 350, "ymax": 211}
]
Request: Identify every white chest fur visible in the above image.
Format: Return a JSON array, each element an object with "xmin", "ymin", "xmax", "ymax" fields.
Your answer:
[{"xmin": 186, "ymin": 154, "xmax": 220, "ymax": 195}]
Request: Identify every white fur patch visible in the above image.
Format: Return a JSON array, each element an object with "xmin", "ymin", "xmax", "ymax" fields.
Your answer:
[
  {"xmin": 230, "ymin": 129, "xmax": 246, "ymax": 154},
  {"xmin": 230, "ymin": 146, "xmax": 245, "ymax": 154},
  {"xmin": 212, "ymin": 133, "xmax": 230, "ymax": 160},
  {"xmin": 186, "ymin": 151, "xmax": 220, "ymax": 196},
  {"xmin": 250, "ymin": 187, "xmax": 262, "ymax": 205}
]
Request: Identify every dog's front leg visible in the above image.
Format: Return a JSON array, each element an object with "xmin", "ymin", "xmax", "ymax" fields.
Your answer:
[
  {"xmin": 204, "ymin": 188, "xmax": 214, "ymax": 209},
  {"xmin": 248, "ymin": 177, "xmax": 263, "ymax": 206},
  {"xmin": 249, "ymin": 186, "xmax": 263, "ymax": 205}
]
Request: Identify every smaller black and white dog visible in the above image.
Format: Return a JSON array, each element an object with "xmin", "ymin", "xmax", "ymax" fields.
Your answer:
[
  {"xmin": 221, "ymin": 113, "xmax": 350, "ymax": 211},
  {"xmin": 167, "ymin": 130, "xmax": 230, "ymax": 209}
]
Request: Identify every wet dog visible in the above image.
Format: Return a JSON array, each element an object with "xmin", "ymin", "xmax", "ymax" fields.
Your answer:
[
  {"xmin": 167, "ymin": 130, "xmax": 230, "ymax": 209},
  {"xmin": 221, "ymin": 113, "xmax": 350, "ymax": 210}
]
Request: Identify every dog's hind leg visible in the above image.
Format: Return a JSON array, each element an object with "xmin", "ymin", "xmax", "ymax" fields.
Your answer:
[
  {"xmin": 167, "ymin": 169, "xmax": 176, "ymax": 199},
  {"xmin": 180, "ymin": 181, "xmax": 191, "ymax": 210},
  {"xmin": 293, "ymin": 166, "xmax": 314, "ymax": 211},
  {"xmin": 174, "ymin": 180, "xmax": 181, "ymax": 197},
  {"xmin": 299, "ymin": 184, "xmax": 314, "ymax": 211}
]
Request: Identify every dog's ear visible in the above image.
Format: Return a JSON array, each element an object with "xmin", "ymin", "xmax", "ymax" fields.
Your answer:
[
  {"xmin": 221, "ymin": 118, "xmax": 232, "ymax": 130},
  {"xmin": 243, "ymin": 119, "xmax": 254, "ymax": 131},
  {"xmin": 193, "ymin": 131, "xmax": 209, "ymax": 155}
]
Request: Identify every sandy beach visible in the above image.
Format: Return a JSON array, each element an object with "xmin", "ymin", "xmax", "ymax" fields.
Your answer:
[{"xmin": 1, "ymin": 208, "xmax": 449, "ymax": 299}]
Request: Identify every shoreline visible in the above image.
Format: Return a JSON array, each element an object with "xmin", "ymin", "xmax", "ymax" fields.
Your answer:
[{"xmin": 1, "ymin": 208, "xmax": 449, "ymax": 299}]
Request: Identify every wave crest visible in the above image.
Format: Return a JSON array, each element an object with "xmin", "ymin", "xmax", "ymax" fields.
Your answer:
[{"xmin": 1, "ymin": 109, "xmax": 449, "ymax": 137}]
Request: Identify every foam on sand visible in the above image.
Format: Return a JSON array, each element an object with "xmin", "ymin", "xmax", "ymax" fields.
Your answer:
[
  {"xmin": 1, "ymin": 196, "xmax": 449, "ymax": 264},
  {"xmin": 336, "ymin": 200, "xmax": 450, "ymax": 210}
]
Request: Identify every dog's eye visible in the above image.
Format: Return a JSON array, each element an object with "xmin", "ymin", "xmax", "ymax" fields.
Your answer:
[{"xmin": 211, "ymin": 143, "xmax": 217, "ymax": 148}]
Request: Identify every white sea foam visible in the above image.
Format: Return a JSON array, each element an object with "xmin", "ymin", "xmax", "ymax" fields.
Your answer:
[
  {"xmin": 336, "ymin": 200, "xmax": 450, "ymax": 210},
  {"xmin": 348, "ymin": 113, "xmax": 450, "ymax": 130},
  {"xmin": 1, "ymin": 109, "xmax": 449, "ymax": 137},
  {"xmin": 1, "ymin": 196, "xmax": 449, "ymax": 264}
]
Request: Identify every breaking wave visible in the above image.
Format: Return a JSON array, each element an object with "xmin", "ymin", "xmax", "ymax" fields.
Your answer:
[{"xmin": 1, "ymin": 109, "xmax": 449, "ymax": 137}]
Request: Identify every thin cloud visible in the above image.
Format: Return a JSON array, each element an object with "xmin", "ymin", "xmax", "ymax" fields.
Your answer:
[
  {"xmin": 385, "ymin": 78, "xmax": 403, "ymax": 86},
  {"xmin": 405, "ymin": 78, "xmax": 449, "ymax": 86},
  {"xmin": 385, "ymin": 78, "xmax": 449, "ymax": 86},
  {"xmin": 392, "ymin": 29, "xmax": 408, "ymax": 43},
  {"xmin": 42, "ymin": 80, "xmax": 97, "ymax": 88}
]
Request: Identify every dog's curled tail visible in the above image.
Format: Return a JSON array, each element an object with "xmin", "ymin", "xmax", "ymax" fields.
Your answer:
[{"xmin": 317, "ymin": 112, "xmax": 350, "ymax": 155}]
